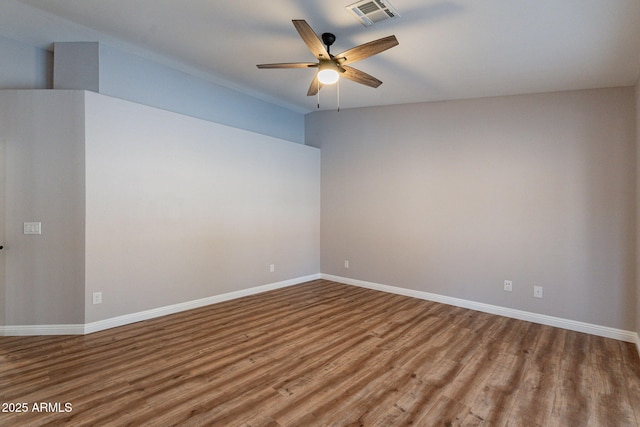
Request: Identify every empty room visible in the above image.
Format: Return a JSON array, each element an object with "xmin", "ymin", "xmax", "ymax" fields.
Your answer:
[{"xmin": 1, "ymin": 0, "xmax": 639, "ymax": 425}]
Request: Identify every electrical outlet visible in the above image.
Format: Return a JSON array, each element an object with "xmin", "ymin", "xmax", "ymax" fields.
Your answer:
[
  {"xmin": 533, "ymin": 286, "xmax": 543, "ymax": 299},
  {"xmin": 269, "ymin": 264, "xmax": 275, "ymax": 273},
  {"xmin": 92, "ymin": 292, "xmax": 102, "ymax": 305},
  {"xmin": 504, "ymin": 280, "xmax": 513, "ymax": 292},
  {"xmin": 344, "ymin": 260, "xmax": 350, "ymax": 268}
]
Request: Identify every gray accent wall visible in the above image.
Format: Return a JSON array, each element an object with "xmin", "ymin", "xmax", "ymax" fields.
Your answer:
[
  {"xmin": 96, "ymin": 44, "xmax": 305, "ymax": 144},
  {"xmin": 0, "ymin": 90, "xmax": 86, "ymax": 325},
  {"xmin": 307, "ymin": 87, "xmax": 636, "ymax": 330},
  {"xmin": 636, "ymin": 82, "xmax": 640, "ymax": 337},
  {"xmin": 0, "ymin": 36, "xmax": 304, "ymax": 144},
  {"xmin": 0, "ymin": 34, "xmax": 51, "ymax": 89}
]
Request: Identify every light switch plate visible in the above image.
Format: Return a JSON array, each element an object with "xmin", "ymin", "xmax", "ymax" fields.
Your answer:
[{"xmin": 24, "ymin": 222, "xmax": 41, "ymax": 235}]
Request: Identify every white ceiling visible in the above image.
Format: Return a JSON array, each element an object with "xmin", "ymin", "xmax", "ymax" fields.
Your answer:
[{"xmin": 2, "ymin": 0, "xmax": 640, "ymax": 113}]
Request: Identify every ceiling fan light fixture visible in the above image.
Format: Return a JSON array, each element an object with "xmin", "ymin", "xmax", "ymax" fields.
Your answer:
[
  {"xmin": 317, "ymin": 61, "xmax": 340, "ymax": 84},
  {"xmin": 318, "ymin": 68, "xmax": 339, "ymax": 84}
]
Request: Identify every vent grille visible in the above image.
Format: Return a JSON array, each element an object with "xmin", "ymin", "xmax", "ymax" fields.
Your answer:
[{"xmin": 346, "ymin": 0, "xmax": 400, "ymax": 27}]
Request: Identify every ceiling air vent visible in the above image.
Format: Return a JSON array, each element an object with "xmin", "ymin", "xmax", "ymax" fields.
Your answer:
[{"xmin": 346, "ymin": 0, "xmax": 400, "ymax": 27}]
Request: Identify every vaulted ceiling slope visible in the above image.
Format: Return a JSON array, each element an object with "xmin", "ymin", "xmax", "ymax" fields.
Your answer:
[{"xmin": 2, "ymin": 0, "xmax": 640, "ymax": 113}]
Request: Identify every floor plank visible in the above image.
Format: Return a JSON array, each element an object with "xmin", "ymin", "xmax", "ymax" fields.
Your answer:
[{"xmin": 0, "ymin": 279, "xmax": 638, "ymax": 426}]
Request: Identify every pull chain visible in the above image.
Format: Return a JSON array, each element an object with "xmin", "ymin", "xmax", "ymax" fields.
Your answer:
[{"xmin": 337, "ymin": 78, "xmax": 340, "ymax": 112}]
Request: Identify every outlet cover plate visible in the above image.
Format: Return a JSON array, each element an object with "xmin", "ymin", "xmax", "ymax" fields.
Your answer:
[
  {"xmin": 533, "ymin": 286, "xmax": 543, "ymax": 298},
  {"xmin": 504, "ymin": 280, "xmax": 513, "ymax": 292},
  {"xmin": 92, "ymin": 292, "xmax": 102, "ymax": 304}
]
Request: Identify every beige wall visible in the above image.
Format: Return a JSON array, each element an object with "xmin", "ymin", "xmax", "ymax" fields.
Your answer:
[
  {"xmin": 84, "ymin": 92, "xmax": 320, "ymax": 322},
  {"xmin": 308, "ymin": 87, "xmax": 636, "ymax": 330}
]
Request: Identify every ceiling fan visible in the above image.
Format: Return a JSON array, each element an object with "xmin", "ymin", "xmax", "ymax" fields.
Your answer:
[{"xmin": 257, "ymin": 20, "xmax": 399, "ymax": 96}]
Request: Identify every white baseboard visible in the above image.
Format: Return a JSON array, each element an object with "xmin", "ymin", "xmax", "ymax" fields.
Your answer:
[
  {"xmin": 322, "ymin": 274, "xmax": 640, "ymax": 346},
  {"xmin": 0, "ymin": 324, "xmax": 85, "ymax": 336},
  {"xmin": 3, "ymin": 272, "xmax": 639, "ymax": 361},
  {"xmin": 84, "ymin": 274, "xmax": 321, "ymax": 334},
  {"xmin": 0, "ymin": 274, "xmax": 321, "ymax": 336}
]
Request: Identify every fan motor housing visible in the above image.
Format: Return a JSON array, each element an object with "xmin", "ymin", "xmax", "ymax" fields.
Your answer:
[{"xmin": 322, "ymin": 32, "xmax": 336, "ymax": 52}]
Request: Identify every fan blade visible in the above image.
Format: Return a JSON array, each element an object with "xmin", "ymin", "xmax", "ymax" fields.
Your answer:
[
  {"xmin": 341, "ymin": 65, "xmax": 383, "ymax": 88},
  {"xmin": 292, "ymin": 19, "xmax": 331, "ymax": 60},
  {"xmin": 335, "ymin": 35, "xmax": 399, "ymax": 65},
  {"xmin": 257, "ymin": 62, "xmax": 318, "ymax": 69},
  {"xmin": 307, "ymin": 74, "xmax": 324, "ymax": 96}
]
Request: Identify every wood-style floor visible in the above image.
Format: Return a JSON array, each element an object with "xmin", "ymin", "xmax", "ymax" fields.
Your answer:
[{"xmin": 1, "ymin": 279, "xmax": 639, "ymax": 426}]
